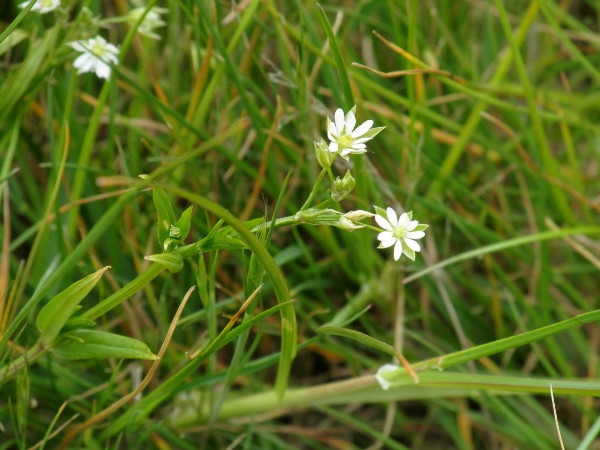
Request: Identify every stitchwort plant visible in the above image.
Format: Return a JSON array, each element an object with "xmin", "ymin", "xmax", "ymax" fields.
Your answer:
[{"xmin": 2, "ymin": 2, "xmax": 600, "ymax": 448}]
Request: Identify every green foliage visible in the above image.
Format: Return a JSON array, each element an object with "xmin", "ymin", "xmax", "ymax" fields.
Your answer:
[
  {"xmin": 36, "ymin": 267, "xmax": 109, "ymax": 346},
  {"xmin": 51, "ymin": 329, "xmax": 156, "ymax": 361},
  {"xmin": 1, "ymin": 0, "xmax": 600, "ymax": 448}
]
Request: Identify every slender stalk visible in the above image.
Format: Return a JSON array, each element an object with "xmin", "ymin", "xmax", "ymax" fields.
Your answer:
[{"xmin": 300, "ymin": 167, "xmax": 328, "ymax": 211}]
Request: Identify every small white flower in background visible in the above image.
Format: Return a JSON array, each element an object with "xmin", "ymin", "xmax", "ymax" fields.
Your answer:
[
  {"xmin": 374, "ymin": 206, "xmax": 428, "ymax": 261},
  {"xmin": 68, "ymin": 36, "xmax": 119, "ymax": 80},
  {"xmin": 327, "ymin": 106, "xmax": 384, "ymax": 160},
  {"xmin": 19, "ymin": 0, "xmax": 61, "ymax": 14},
  {"xmin": 376, "ymin": 364, "xmax": 400, "ymax": 391},
  {"xmin": 127, "ymin": 7, "xmax": 168, "ymax": 40}
]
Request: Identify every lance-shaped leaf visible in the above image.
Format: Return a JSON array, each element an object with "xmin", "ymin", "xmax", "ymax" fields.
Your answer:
[
  {"xmin": 52, "ymin": 329, "xmax": 157, "ymax": 360},
  {"xmin": 175, "ymin": 206, "xmax": 193, "ymax": 241},
  {"xmin": 36, "ymin": 267, "xmax": 110, "ymax": 346},
  {"xmin": 153, "ymin": 186, "xmax": 176, "ymax": 251}
]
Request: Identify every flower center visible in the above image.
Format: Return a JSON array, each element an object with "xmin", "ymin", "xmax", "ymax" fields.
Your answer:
[
  {"xmin": 337, "ymin": 134, "xmax": 354, "ymax": 149},
  {"xmin": 392, "ymin": 225, "xmax": 407, "ymax": 240},
  {"xmin": 42, "ymin": 0, "xmax": 55, "ymax": 6},
  {"xmin": 91, "ymin": 42, "xmax": 108, "ymax": 57}
]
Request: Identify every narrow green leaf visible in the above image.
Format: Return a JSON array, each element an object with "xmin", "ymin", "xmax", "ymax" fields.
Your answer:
[
  {"xmin": 318, "ymin": 326, "xmax": 397, "ymax": 357},
  {"xmin": 36, "ymin": 267, "xmax": 110, "ymax": 345},
  {"xmin": 144, "ymin": 252, "xmax": 184, "ymax": 273},
  {"xmin": 0, "ymin": 28, "xmax": 56, "ymax": 123},
  {"xmin": 404, "ymin": 226, "xmax": 600, "ymax": 284},
  {"xmin": 100, "ymin": 300, "xmax": 296, "ymax": 438},
  {"xmin": 52, "ymin": 329, "xmax": 157, "ymax": 360},
  {"xmin": 315, "ymin": 3, "xmax": 354, "ymax": 109},
  {"xmin": 0, "ymin": 28, "xmax": 28, "ymax": 56},
  {"xmin": 153, "ymin": 186, "xmax": 176, "ymax": 250},
  {"xmin": 175, "ymin": 206, "xmax": 193, "ymax": 241}
]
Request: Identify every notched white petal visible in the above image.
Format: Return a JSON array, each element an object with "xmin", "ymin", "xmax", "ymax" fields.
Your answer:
[
  {"xmin": 377, "ymin": 231, "xmax": 393, "ymax": 241},
  {"xmin": 393, "ymin": 240, "xmax": 403, "ymax": 260},
  {"xmin": 345, "ymin": 111, "xmax": 356, "ymax": 133},
  {"xmin": 386, "ymin": 207, "xmax": 398, "ymax": 227},
  {"xmin": 398, "ymin": 212, "xmax": 409, "ymax": 227},
  {"xmin": 403, "ymin": 238, "xmax": 420, "ymax": 252},
  {"xmin": 352, "ymin": 120, "xmax": 374, "ymax": 137},
  {"xmin": 334, "ymin": 108, "xmax": 345, "ymax": 133},
  {"xmin": 374, "ymin": 215, "xmax": 393, "ymax": 231},
  {"xmin": 406, "ymin": 231, "xmax": 425, "ymax": 239}
]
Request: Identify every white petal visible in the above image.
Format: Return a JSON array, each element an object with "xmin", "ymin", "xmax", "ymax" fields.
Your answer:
[
  {"xmin": 380, "ymin": 237, "xmax": 397, "ymax": 248},
  {"xmin": 398, "ymin": 213, "xmax": 409, "ymax": 228},
  {"xmin": 95, "ymin": 62, "xmax": 111, "ymax": 79},
  {"xmin": 345, "ymin": 111, "xmax": 356, "ymax": 133},
  {"xmin": 328, "ymin": 142, "xmax": 338, "ymax": 153},
  {"xmin": 406, "ymin": 230, "xmax": 425, "ymax": 239},
  {"xmin": 393, "ymin": 240, "xmax": 403, "ymax": 260},
  {"xmin": 403, "ymin": 238, "xmax": 420, "ymax": 252},
  {"xmin": 334, "ymin": 109, "xmax": 345, "ymax": 134},
  {"xmin": 348, "ymin": 148, "xmax": 367, "ymax": 155},
  {"xmin": 353, "ymin": 137, "xmax": 372, "ymax": 144},
  {"xmin": 374, "ymin": 215, "xmax": 393, "ymax": 231},
  {"xmin": 407, "ymin": 220, "xmax": 419, "ymax": 231},
  {"xmin": 351, "ymin": 120, "xmax": 373, "ymax": 137},
  {"xmin": 327, "ymin": 121, "xmax": 338, "ymax": 140},
  {"xmin": 376, "ymin": 364, "xmax": 399, "ymax": 391},
  {"xmin": 377, "ymin": 231, "xmax": 393, "ymax": 242},
  {"xmin": 386, "ymin": 207, "xmax": 398, "ymax": 227},
  {"xmin": 69, "ymin": 41, "xmax": 87, "ymax": 52},
  {"xmin": 350, "ymin": 143, "xmax": 367, "ymax": 149},
  {"xmin": 73, "ymin": 54, "xmax": 94, "ymax": 72}
]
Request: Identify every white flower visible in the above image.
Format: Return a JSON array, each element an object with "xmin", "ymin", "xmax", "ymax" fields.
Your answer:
[
  {"xmin": 326, "ymin": 106, "xmax": 384, "ymax": 160},
  {"xmin": 127, "ymin": 7, "xmax": 168, "ymax": 40},
  {"xmin": 376, "ymin": 364, "xmax": 399, "ymax": 391},
  {"xmin": 374, "ymin": 207, "xmax": 427, "ymax": 261},
  {"xmin": 19, "ymin": 0, "xmax": 61, "ymax": 13},
  {"xmin": 68, "ymin": 36, "xmax": 119, "ymax": 80}
]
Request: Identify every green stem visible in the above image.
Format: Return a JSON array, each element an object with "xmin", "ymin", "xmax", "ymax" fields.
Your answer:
[
  {"xmin": 171, "ymin": 306, "xmax": 600, "ymax": 425},
  {"xmin": 300, "ymin": 167, "xmax": 328, "ymax": 211},
  {"xmin": 0, "ymin": 342, "xmax": 45, "ymax": 382}
]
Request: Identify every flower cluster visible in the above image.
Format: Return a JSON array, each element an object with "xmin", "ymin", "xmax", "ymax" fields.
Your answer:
[
  {"xmin": 313, "ymin": 106, "xmax": 429, "ymax": 262},
  {"xmin": 23, "ymin": 2, "xmax": 168, "ymax": 80}
]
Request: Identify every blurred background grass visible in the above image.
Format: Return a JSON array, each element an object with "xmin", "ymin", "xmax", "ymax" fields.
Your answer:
[{"xmin": 1, "ymin": 0, "xmax": 600, "ymax": 448}]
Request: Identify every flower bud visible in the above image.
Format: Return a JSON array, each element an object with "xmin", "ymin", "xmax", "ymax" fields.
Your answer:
[
  {"xmin": 331, "ymin": 171, "xmax": 355, "ymax": 202},
  {"xmin": 335, "ymin": 216, "xmax": 364, "ymax": 231},
  {"xmin": 343, "ymin": 210, "xmax": 375, "ymax": 221},
  {"xmin": 314, "ymin": 139, "xmax": 335, "ymax": 168}
]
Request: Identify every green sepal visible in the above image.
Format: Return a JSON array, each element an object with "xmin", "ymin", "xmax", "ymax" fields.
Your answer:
[
  {"xmin": 413, "ymin": 224, "xmax": 429, "ymax": 232},
  {"xmin": 52, "ymin": 329, "xmax": 157, "ymax": 360},
  {"xmin": 374, "ymin": 205, "xmax": 388, "ymax": 221},
  {"xmin": 36, "ymin": 267, "xmax": 109, "ymax": 346},
  {"xmin": 145, "ymin": 252, "xmax": 184, "ymax": 273},
  {"xmin": 402, "ymin": 246, "xmax": 416, "ymax": 261},
  {"xmin": 360, "ymin": 126, "xmax": 385, "ymax": 140},
  {"xmin": 153, "ymin": 186, "xmax": 175, "ymax": 251}
]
